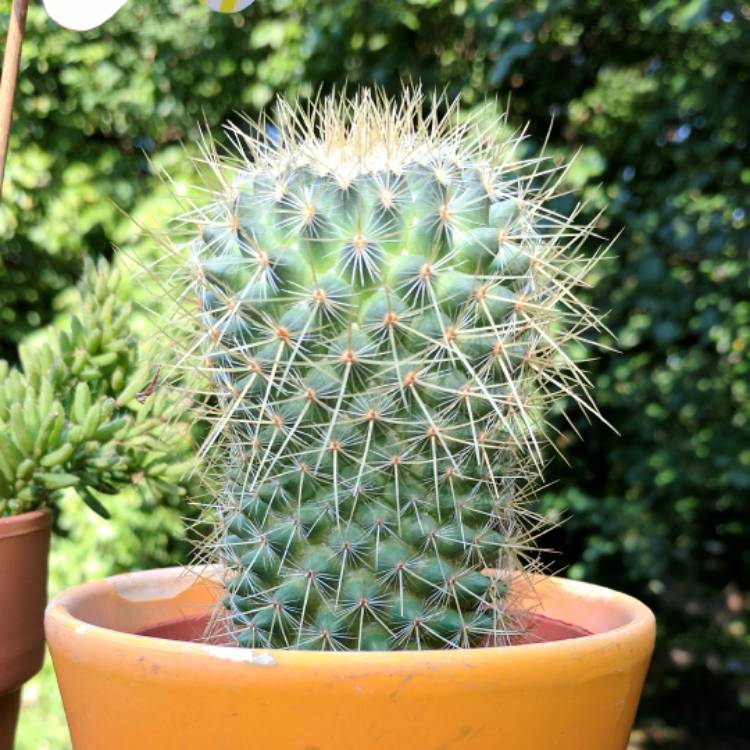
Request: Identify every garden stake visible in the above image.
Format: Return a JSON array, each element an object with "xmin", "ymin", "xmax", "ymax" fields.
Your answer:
[{"xmin": 0, "ymin": 0, "xmax": 28, "ymax": 200}]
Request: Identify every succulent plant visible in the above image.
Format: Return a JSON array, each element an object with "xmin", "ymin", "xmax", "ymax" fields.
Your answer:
[
  {"xmin": 167, "ymin": 88, "xmax": 606, "ymax": 650},
  {"xmin": 0, "ymin": 258, "xmax": 195, "ymax": 518}
]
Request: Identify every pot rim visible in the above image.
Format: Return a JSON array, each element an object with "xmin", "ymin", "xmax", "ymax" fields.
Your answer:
[
  {"xmin": 0, "ymin": 507, "xmax": 51, "ymax": 539},
  {"xmin": 46, "ymin": 566, "xmax": 655, "ymax": 665}
]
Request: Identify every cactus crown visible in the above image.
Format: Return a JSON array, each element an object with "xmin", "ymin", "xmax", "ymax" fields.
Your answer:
[{"xmin": 163, "ymin": 87, "xmax": 607, "ymax": 650}]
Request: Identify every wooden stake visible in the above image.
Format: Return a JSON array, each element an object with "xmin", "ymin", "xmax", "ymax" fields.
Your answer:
[{"xmin": 0, "ymin": 0, "xmax": 29, "ymax": 200}]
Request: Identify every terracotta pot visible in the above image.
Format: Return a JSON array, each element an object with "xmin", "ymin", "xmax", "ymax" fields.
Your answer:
[
  {"xmin": 0, "ymin": 509, "xmax": 52, "ymax": 750},
  {"xmin": 46, "ymin": 566, "xmax": 654, "ymax": 750}
]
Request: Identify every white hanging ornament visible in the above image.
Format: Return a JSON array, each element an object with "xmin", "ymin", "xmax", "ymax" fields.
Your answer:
[
  {"xmin": 42, "ymin": 0, "xmax": 129, "ymax": 30},
  {"xmin": 42, "ymin": 0, "xmax": 256, "ymax": 31},
  {"xmin": 201, "ymin": 0, "xmax": 255, "ymax": 11}
]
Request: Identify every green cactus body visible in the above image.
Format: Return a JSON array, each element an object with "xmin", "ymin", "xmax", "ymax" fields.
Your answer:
[{"xmin": 177, "ymin": 89, "xmax": 604, "ymax": 650}]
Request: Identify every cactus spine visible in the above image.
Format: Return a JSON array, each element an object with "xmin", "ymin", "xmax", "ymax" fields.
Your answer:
[{"xmin": 169, "ymin": 88, "xmax": 605, "ymax": 650}]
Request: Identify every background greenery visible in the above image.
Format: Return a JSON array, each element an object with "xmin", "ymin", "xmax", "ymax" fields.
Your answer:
[{"xmin": 1, "ymin": 0, "xmax": 748, "ymax": 747}]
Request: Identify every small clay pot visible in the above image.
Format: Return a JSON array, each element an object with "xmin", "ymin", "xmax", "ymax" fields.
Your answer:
[{"xmin": 0, "ymin": 509, "xmax": 51, "ymax": 750}]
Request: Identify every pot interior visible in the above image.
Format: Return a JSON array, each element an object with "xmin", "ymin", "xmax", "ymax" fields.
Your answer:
[
  {"xmin": 51, "ymin": 567, "xmax": 647, "ymax": 653},
  {"xmin": 137, "ymin": 611, "xmax": 591, "ymax": 647}
]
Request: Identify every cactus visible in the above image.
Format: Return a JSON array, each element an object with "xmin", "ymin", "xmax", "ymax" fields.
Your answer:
[
  {"xmin": 169, "ymin": 88, "xmax": 606, "ymax": 650},
  {"xmin": 0, "ymin": 258, "xmax": 196, "ymax": 518}
]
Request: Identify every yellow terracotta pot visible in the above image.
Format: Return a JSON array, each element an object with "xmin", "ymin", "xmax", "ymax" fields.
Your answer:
[{"xmin": 46, "ymin": 567, "xmax": 654, "ymax": 750}]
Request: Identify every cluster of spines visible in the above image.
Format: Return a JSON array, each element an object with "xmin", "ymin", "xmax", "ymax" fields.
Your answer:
[{"xmin": 159, "ymin": 88, "xmax": 606, "ymax": 650}]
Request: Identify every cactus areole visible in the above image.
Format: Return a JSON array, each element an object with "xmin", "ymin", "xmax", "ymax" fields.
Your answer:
[{"xmin": 170, "ymin": 87, "xmax": 608, "ymax": 651}]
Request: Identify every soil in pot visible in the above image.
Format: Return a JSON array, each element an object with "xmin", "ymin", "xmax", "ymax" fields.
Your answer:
[{"xmin": 136, "ymin": 611, "xmax": 592, "ymax": 645}]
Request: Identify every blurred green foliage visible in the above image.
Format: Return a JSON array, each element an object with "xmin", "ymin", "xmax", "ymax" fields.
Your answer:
[{"xmin": 2, "ymin": 0, "xmax": 749, "ymax": 747}]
